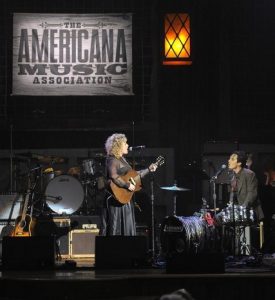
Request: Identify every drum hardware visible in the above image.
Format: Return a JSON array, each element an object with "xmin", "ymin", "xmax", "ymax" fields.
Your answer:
[
  {"xmin": 82, "ymin": 159, "xmax": 95, "ymax": 175},
  {"xmin": 81, "ymin": 179, "xmax": 93, "ymax": 215},
  {"xmin": 215, "ymin": 202, "xmax": 255, "ymax": 256},
  {"xmin": 79, "ymin": 175, "xmax": 106, "ymax": 215},
  {"xmin": 94, "ymin": 153, "xmax": 106, "ymax": 159},
  {"xmin": 160, "ymin": 181, "xmax": 191, "ymax": 215}
]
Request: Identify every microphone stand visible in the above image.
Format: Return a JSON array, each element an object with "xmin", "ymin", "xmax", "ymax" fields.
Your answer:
[
  {"xmin": 9, "ymin": 124, "xmax": 14, "ymax": 192},
  {"xmin": 149, "ymin": 172, "xmax": 156, "ymax": 261},
  {"xmin": 209, "ymin": 166, "xmax": 226, "ymax": 217}
]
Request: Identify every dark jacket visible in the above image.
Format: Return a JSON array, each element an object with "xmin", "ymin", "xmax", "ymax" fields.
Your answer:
[{"xmin": 231, "ymin": 168, "xmax": 264, "ymax": 221}]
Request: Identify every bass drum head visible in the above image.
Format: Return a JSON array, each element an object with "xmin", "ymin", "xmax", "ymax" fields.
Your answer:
[
  {"xmin": 160, "ymin": 215, "xmax": 215, "ymax": 255},
  {"xmin": 45, "ymin": 175, "xmax": 84, "ymax": 215}
]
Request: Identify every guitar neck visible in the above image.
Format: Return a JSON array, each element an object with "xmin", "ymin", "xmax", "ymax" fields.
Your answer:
[
  {"xmin": 20, "ymin": 192, "xmax": 30, "ymax": 220},
  {"xmin": 133, "ymin": 170, "xmax": 147, "ymax": 182}
]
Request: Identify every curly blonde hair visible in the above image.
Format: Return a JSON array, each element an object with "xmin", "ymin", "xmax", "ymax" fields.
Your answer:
[{"xmin": 105, "ymin": 133, "xmax": 127, "ymax": 158}]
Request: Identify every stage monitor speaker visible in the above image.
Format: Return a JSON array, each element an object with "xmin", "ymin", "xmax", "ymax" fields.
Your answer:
[
  {"xmin": 166, "ymin": 252, "xmax": 225, "ymax": 274},
  {"xmin": 2, "ymin": 236, "xmax": 56, "ymax": 270},
  {"xmin": 95, "ymin": 236, "xmax": 148, "ymax": 269}
]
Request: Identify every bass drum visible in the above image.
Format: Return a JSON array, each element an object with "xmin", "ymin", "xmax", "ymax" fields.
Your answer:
[
  {"xmin": 160, "ymin": 215, "xmax": 218, "ymax": 255},
  {"xmin": 45, "ymin": 175, "xmax": 84, "ymax": 215}
]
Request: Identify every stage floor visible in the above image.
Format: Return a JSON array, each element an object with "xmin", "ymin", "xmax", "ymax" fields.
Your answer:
[{"xmin": 1, "ymin": 257, "xmax": 275, "ymax": 300}]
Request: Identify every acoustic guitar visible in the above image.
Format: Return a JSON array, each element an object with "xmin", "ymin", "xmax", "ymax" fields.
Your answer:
[
  {"xmin": 110, "ymin": 155, "xmax": 165, "ymax": 204},
  {"xmin": 11, "ymin": 189, "xmax": 34, "ymax": 237}
]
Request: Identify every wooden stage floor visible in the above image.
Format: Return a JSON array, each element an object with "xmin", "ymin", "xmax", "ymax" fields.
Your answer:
[{"xmin": 1, "ymin": 257, "xmax": 275, "ymax": 300}]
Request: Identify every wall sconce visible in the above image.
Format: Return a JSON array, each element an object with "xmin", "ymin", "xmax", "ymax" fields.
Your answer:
[{"xmin": 163, "ymin": 13, "xmax": 192, "ymax": 65}]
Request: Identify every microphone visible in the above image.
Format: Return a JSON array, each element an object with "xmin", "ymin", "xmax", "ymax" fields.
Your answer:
[
  {"xmin": 129, "ymin": 145, "xmax": 146, "ymax": 151},
  {"xmin": 210, "ymin": 164, "xmax": 227, "ymax": 181}
]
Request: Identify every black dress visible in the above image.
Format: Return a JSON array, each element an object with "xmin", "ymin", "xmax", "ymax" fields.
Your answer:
[{"xmin": 101, "ymin": 155, "xmax": 149, "ymax": 236}]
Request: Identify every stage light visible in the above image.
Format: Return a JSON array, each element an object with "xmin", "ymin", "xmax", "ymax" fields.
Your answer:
[{"xmin": 163, "ymin": 13, "xmax": 192, "ymax": 66}]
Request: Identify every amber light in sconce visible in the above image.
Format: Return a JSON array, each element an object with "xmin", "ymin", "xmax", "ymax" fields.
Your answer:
[{"xmin": 163, "ymin": 13, "xmax": 192, "ymax": 65}]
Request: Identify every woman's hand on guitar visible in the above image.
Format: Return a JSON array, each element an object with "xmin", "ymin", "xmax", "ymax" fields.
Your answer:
[
  {"xmin": 149, "ymin": 163, "xmax": 157, "ymax": 172},
  {"xmin": 128, "ymin": 182, "xmax": 136, "ymax": 191}
]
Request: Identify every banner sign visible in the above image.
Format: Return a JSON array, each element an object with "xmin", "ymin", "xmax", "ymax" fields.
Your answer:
[{"xmin": 13, "ymin": 13, "xmax": 133, "ymax": 96}]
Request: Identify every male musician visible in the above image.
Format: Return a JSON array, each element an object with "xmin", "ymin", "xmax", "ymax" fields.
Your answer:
[{"xmin": 228, "ymin": 150, "xmax": 264, "ymax": 221}]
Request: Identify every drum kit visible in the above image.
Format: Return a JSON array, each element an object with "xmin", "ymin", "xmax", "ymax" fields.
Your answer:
[
  {"xmin": 10, "ymin": 152, "xmax": 106, "ymax": 217},
  {"xmin": 159, "ymin": 180, "xmax": 256, "ymax": 257}
]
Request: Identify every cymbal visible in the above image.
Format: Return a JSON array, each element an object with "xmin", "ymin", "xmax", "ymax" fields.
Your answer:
[
  {"xmin": 54, "ymin": 170, "xmax": 64, "ymax": 176},
  {"xmin": 67, "ymin": 166, "xmax": 81, "ymax": 176},
  {"xmin": 160, "ymin": 185, "xmax": 190, "ymax": 192},
  {"xmin": 17, "ymin": 152, "xmax": 66, "ymax": 164}
]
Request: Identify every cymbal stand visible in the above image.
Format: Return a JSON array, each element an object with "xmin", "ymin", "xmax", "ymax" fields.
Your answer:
[
  {"xmin": 83, "ymin": 177, "xmax": 93, "ymax": 215},
  {"xmin": 210, "ymin": 176, "xmax": 218, "ymax": 218},
  {"xmin": 172, "ymin": 180, "xmax": 178, "ymax": 215},
  {"xmin": 82, "ymin": 175, "xmax": 96, "ymax": 215}
]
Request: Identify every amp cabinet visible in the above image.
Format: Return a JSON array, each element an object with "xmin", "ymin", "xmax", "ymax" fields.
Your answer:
[
  {"xmin": 33, "ymin": 216, "xmax": 99, "ymax": 259},
  {"xmin": 70, "ymin": 229, "xmax": 99, "ymax": 258}
]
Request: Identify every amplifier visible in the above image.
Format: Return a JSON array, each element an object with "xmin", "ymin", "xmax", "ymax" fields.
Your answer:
[
  {"xmin": 70, "ymin": 229, "xmax": 99, "ymax": 258},
  {"xmin": 53, "ymin": 217, "xmax": 71, "ymax": 227},
  {"xmin": 0, "ymin": 193, "xmax": 22, "ymax": 221},
  {"xmin": 32, "ymin": 216, "xmax": 99, "ymax": 259}
]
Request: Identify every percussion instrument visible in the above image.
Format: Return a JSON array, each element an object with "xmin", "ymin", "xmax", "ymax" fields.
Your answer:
[{"xmin": 45, "ymin": 175, "xmax": 84, "ymax": 215}]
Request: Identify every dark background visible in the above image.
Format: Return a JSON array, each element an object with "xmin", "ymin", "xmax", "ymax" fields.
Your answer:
[{"xmin": 1, "ymin": 0, "xmax": 275, "ymax": 218}]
